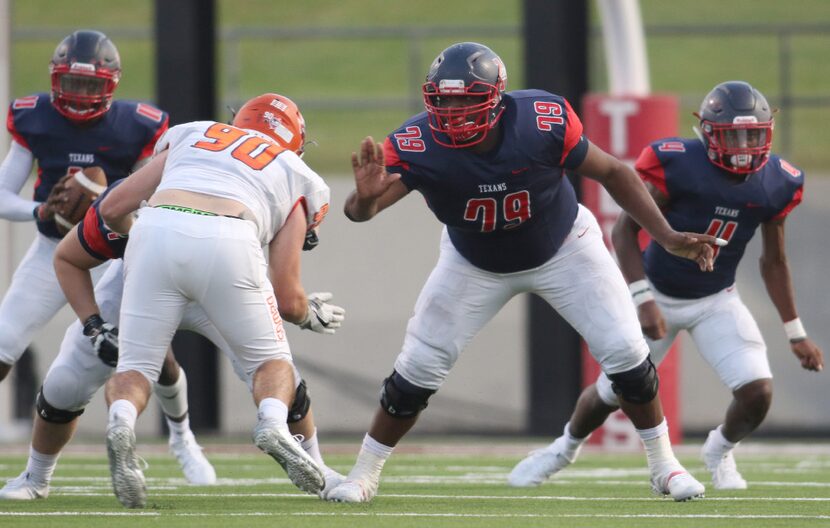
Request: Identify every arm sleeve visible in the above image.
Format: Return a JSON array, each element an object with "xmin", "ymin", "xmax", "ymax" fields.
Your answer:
[{"xmin": 0, "ymin": 141, "xmax": 38, "ymax": 221}]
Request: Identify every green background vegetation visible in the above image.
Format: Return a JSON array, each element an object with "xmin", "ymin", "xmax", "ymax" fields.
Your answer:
[{"xmin": 9, "ymin": 0, "xmax": 830, "ymax": 173}]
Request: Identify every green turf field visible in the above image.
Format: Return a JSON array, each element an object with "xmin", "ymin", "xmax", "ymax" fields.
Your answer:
[{"xmin": 2, "ymin": 441, "xmax": 829, "ymax": 527}]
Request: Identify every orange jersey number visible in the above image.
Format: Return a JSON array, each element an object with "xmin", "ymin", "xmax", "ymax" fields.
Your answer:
[{"xmin": 192, "ymin": 123, "xmax": 283, "ymax": 170}]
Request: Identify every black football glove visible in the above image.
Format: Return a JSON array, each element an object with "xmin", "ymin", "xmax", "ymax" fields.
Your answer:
[{"xmin": 82, "ymin": 314, "xmax": 119, "ymax": 367}]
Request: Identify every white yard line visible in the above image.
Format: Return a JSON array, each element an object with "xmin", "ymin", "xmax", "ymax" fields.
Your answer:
[{"xmin": 2, "ymin": 511, "xmax": 830, "ymax": 520}]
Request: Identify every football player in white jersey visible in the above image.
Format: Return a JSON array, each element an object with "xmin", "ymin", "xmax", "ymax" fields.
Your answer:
[{"xmin": 96, "ymin": 93, "xmax": 343, "ymax": 508}]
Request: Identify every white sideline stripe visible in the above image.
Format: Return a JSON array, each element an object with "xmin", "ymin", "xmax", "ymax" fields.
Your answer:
[
  {"xmin": 51, "ymin": 491, "xmax": 830, "ymax": 502},
  {"xmin": 3, "ymin": 512, "xmax": 830, "ymax": 520},
  {"xmin": 0, "ymin": 512, "xmax": 158, "ymax": 517}
]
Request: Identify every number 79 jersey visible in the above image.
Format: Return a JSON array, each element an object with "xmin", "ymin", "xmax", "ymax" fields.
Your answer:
[
  {"xmin": 383, "ymin": 89, "xmax": 588, "ymax": 273},
  {"xmin": 154, "ymin": 121, "xmax": 330, "ymax": 246}
]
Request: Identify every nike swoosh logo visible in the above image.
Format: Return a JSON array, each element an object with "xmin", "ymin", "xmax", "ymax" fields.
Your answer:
[
  {"xmin": 577, "ymin": 227, "xmax": 590, "ymax": 238},
  {"xmin": 511, "ymin": 167, "xmax": 529, "ymax": 175}
]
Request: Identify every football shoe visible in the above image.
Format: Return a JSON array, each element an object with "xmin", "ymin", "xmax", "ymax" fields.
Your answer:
[
  {"xmin": 169, "ymin": 431, "xmax": 217, "ymax": 485},
  {"xmin": 702, "ymin": 430, "xmax": 748, "ymax": 490},
  {"xmin": 0, "ymin": 472, "xmax": 49, "ymax": 500},
  {"xmin": 253, "ymin": 419, "xmax": 324, "ymax": 494},
  {"xmin": 106, "ymin": 423, "xmax": 147, "ymax": 508}
]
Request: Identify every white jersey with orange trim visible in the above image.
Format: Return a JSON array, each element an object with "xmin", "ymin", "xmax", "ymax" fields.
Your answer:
[{"xmin": 154, "ymin": 121, "xmax": 329, "ymax": 245}]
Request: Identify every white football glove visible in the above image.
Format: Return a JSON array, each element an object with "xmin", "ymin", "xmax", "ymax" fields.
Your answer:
[{"xmin": 297, "ymin": 292, "xmax": 345, "ymax": 334}]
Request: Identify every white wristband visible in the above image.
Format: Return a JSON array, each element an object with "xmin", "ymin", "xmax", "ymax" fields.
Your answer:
[
  {"xmin": 784, "ymin": 317, "xmax": 807, "ymax": 342},
  {"xmin": 628, "ymin": 280, "xmax": 654, "ymax": 307}
]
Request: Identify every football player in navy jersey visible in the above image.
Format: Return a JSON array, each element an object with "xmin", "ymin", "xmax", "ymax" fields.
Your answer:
[
  {"xmin": 510, "ymin": 81, "xmax": 823, "ymax": 491},
  {"xmin": 0, "ymin": 29, "xmax": 166, "ymax": 381},
  {"xmin": 327, "ymin": 42, "xmax": 724, "ymax": 503},
  {"xmin": 0, "ymin": 30, "xmax": 214, "ymax": 496}
]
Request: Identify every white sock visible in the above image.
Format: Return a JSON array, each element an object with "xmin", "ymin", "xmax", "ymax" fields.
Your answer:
[
  {"xmin": 300, "ymin": 428, "xmax": 324, "ymax": 466},
  {"xmin": 636, "ymin": 419, "xmax": 679, "ymax": 474},
  {"xmin": 708, "ymin": 424, "xmax": 738, "ymax": 456},
  {"xmin": 154, "ymin": 369, "xmax": 189, "ymax": 420},
  {"xmin": 348, "ymin": 434, "xmax": 393, "ymax": 481},
  {"xmin": 108, "ymin": 400, "xmax": 138, "ymax": 429},
  {"xmin": 562, "ymin": 421, "xmax": 588, "ymax": 449},
  {"xmin": 25, "ymin": 447, "xmax": 59, "ymax": 486},
  {"xmin": 257, "ymin": 398, "xmax": 288, "ymax": 424},
  {"xmin": 166, "ymin": 415, "xmax": 191, "ymax": 437}
]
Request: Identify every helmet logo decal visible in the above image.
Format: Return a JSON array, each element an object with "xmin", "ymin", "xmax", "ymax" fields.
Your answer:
[
  {"xmin": 269, "ymin": 98, "xmax": 288, "ymax": 111},
  {"xmin": 262, "ymin": 111, "xmax": 295, "ymax": 144},
  {"xmin": 733, "ymin": 115, "xmax": 758, "ymax": 124},
  {"xmin": 438, "ymin": 79, "xmax": 466, "ymax": 93},
  {"xmin": 69, "ymin": 63, "xmax": 96, "ymax": 73}
]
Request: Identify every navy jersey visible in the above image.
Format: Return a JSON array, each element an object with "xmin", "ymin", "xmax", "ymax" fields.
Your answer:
[
  {"xmin": 383, "ymin": 90, "xmax": 588, "ymax": 273},
  {"xmin": 7, "ymin": 93, "xmax": 168, "ymax": 238},
  {"xmin": 639, "ymin": 138, "xmax": 803, "ymax": 298},
  {"xmin": 76, "ymin": 179, "xmax": 128, "ymax": 261}
]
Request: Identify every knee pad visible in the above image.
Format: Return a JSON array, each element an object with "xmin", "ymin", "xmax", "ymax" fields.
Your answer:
[
  {"xmin": 607, "ymin": 356, "xmax": 659, "ymax": 405},
  {"xmin": 380, "ymin": 370, "xmax": 436, "ymax": 419},
  {"xmin": 36, "ymin": 389, "xmax": 84, "ymax": 424},
  {"xmin": 596, "ymin": 372, "xmax": 621, "ymax": 407},
  {"xmin": 287, "ymin": 379, "xmax": 311, "ymax": 423}
]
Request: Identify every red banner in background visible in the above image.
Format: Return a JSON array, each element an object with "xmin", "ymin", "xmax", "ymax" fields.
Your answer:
[{"xmin": 580, "ymin": 94, "xmax": 683, "ymax": 445}]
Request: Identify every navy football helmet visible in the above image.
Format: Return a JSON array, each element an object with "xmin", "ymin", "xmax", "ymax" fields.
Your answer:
[
  {"xmin": 422, "ymin": 42, "xmax": 507, "ymax": 148},
  {"xmin": 698, "ymin": 81, "xmax": 773, "ymax": 174},
  {"xmin": 49, "ymin": 30, "xmax": 121, "ymax": 123}
]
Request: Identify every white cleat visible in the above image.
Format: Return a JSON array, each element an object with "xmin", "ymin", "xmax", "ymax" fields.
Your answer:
[
  {"xmin": 508, "ymin": 437, "xmax": 581, "ymax": 487},
  {"xmin": 651, "ymin": 468, "xmax": 706, "ymax": 501},
  {"xmin": 170, "ymin": 431, "xmax": 217, "ymax": 485},
  {"xmin": 106, "ymin": 423, "xmax": 147, "ymax": 508},
  {"xmin": 253, "ymin": 420, "xmax": 324, "ymax": 495},
  {"xmin": 702, "ymin": 432, "xmax": 748, "ymax": 490},
  {"xmin": 318, "ymin": 466, "xmax": 347, "ymax": 500},
  {"xmin": 0, "ymin": 472, "xmax": 49, "ymax": 500},
  {"xmin": 325, "ymin": 477, "xmax": 378, "ymax": 503}
]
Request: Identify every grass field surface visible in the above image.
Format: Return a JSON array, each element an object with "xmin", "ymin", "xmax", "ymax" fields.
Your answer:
[{"xmin": 1, "ymin": 440, "xmax": 829, "ymax": 527}]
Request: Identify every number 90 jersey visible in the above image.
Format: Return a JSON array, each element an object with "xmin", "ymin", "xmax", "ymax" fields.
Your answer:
[
  {"xmin": 154, "ymin": 121, "xmax": 330, "ymax": 246},
  {"xmin": 383, "ymin": 90, "xmax": 588, "ymax": 273}
]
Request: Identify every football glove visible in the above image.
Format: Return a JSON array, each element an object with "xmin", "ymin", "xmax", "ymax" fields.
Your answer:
[
  {"xmin": 297, "ymin": 292, "xmax": 345, "ymax": 334},
  {"xmin": 82, "ymin": 314, "xmax": 119, "ymax": 367}
]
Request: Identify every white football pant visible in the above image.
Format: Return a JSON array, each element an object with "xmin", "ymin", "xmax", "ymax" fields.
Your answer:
[
  {"xmin": 596, "ymin": 284, "xmax": 771, "ymax": 406},
  {"xmin": 395, "ymin": 204, "xmax": 650, "ymax": 390}
]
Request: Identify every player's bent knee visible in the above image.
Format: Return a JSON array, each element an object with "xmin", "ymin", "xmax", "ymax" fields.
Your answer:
[
  {"xmin": 596, "ymin": 373, "xmax": 621, "ymax": 407},
  {"xmin": 380, "ymin": 370, "xmax": 436, "ymax": 419},
  {"xmin": 287, "ymin": 379, "xmax": 311, "ymax": 423},
  {"xmin": 36, "ymin": 389, "xmax": 84, "ymax": 424},
  {"xmin": 608, "ymin": 357, "xmax": 659, "ymax": 405}
]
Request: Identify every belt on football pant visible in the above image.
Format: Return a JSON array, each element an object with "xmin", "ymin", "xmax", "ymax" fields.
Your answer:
[{"xmin": 154, "ymin": 204, "xmax": 243, "ymax": 220}]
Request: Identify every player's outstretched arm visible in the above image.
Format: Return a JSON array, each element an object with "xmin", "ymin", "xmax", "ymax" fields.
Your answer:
[
  {"xmin": 759, "ymin": 219, "xmax": 824, "ymax": 372},
  {"xmin": 578, "ymin": 141, "xmax": 722, "ymax": 272},
  {"xmin": 99, "ymin": 150, "xmax": 168, "ymax": 233},
  {"xmin": 344, "ymin": 136, "xmax": 407, "ymax": 222},
  {"xmin": 54, "ymin": 224, "xmax": 105, "ymax": 323}
]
